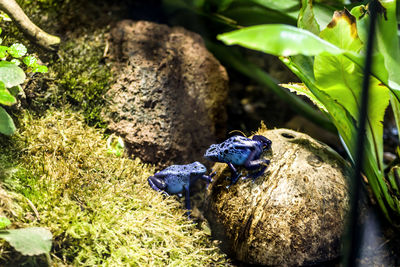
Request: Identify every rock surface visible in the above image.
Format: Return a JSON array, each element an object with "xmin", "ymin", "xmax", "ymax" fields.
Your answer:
[
  {"xmin": 204, "ymin": 128, "xmax": 350, "ymax": 266},
  {"xmin": 102, "ymin": 20, "xmax": 228, "ymax": 167}
]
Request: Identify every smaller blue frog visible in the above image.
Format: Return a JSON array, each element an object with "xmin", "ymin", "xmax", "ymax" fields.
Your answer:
[
  {"xmin": 204, "ymin": 135, "xmax": 272, "ymax": 187},
  {"xmin": 147, "ymin": 161, "xmax": 214, "ymax": 216}
]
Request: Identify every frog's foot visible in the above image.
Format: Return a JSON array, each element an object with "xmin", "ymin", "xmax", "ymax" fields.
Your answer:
[
  {"xmin": 242, "ymin": 159, "xmax": 270, "ymax": 181},
  {"xmin": 203, "ymin": 172, "xmax": 216, "ymax": 189},
  {"xmin": 226, "ymin": 173, "xmax": 242, "ymax": 189}
]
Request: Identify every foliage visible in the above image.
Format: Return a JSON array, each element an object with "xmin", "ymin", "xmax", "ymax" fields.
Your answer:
[
  {"xmin": 0, "ymin": 216, "xmax": 52, "ymax": 256},
  {"xmin": 218, "ymin": 0, "xmax": 400, "ymax": 225},
  {"xmin": 163, "ymin": 0, "xmax": 352, "ymax": 132},
  {"xmin": 0, "ymin": 109, "xmax": 229, "ymax": 265},
  {"xmin": 0, "ymin": 26, "xmax": 48, "ymax": 136}
]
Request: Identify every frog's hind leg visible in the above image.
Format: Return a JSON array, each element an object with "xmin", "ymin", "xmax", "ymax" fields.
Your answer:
[
  {"xmin": 242, "ymin": 159, "xmax": 270, "ymax": 181},
  {"xmin": 148, "ymin": 176, "xmax": 169, "ymax": 196}
]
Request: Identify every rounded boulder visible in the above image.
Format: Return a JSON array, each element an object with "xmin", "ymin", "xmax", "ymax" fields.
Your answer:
[{"xmin": 204, "ymin": 128, "xmax": 350, "ymax": 266}]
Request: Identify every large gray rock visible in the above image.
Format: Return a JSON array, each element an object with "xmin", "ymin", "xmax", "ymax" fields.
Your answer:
[
  {"xmin": 204, "ymin": 128, "xmax": 350, "ymax": 266},
  {"xmin": 103, "ymin": 20, "xmax": 228, "ymax": 167}
]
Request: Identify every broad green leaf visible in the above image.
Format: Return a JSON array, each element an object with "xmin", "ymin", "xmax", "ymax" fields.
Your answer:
[
  {"xmin": 374, "ymin": 0, "xmax": 400, "ymax": 91},
  {"xmin": 32, "ymin": 65, "xmax": 48, "ymax": 73},
  {"xmin": 0, "ymin": 217, "xmax": 11, "ymax": 229},
  {"xmin": 0, "ymin": 106, "xmax": 15, "ymax": 135},
  {"xmin": 0, "ymin": 227, "xmax": 52, "ymax": 256},
  {"xmin": 281, "ymin": 56, "xmax": 356, "ymax": 150},
  {"xmin": 280, "ymin": 82, "xmax": 327, "ymax": 112},
  {"xmin": 353, "ymin": 1, "xmax": 400, "ymax": 147},
  {"xmin": 249, "ymin": 0, "xmax": 298, "ymax": 11},
  {"xmin": 298, "ymin": 0, "xmax": 320, "ymax": 36},
  {"xmin": 7, "ymin": 43, "xmax": 27, "ymax": 58},
  {"xmin": 0, "ymin": 46, "xmax": 8, "ymax": 58},
  {"xmin": 217, "ymin": 24, "xmax": 342, "ymax": 57},
  {"xmin": 0, "ymin": 61, "xmax": 26, "ymax": 87},
  {"xmin": 206, "ymin": 41, "xmax": 335, "ymax": 131},
  {"xmin": 315, "ymin": 7, "xmax": 389, "ymax": 167},
  {"xmin": 0, "ymin": 80, "xmax": 16, "ymax": 105},
  {"xmin": 221, "ymin": 6, "xmax": 297, "ymax": 26},
  {"xmin": 22, "ymin": 56, "xmax": 37, "ymax": 67},
  {"xmin": 319, "ymin": 9, "xmax": 363, "ymax": 52}
]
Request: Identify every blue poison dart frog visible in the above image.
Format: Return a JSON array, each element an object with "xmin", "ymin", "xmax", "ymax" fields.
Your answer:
[
  {"xmin": 204, "ymin": 135, "xmax": 272, "ymax": 188},
  {"xmin": 147, "ymin": 161, "xmax": 215, "ymax": 216}
]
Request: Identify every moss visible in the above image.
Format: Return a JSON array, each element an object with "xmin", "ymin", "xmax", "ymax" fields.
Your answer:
[
  {"xmin": 0, "ymin": 0, "xmax": 116, "ymax": 128},
  {"xmin": 47, "ymin": 30, "xmax": 111, "ymax": 127},
  {"xmin": 0, "ymin": 109, "xmax": 229, "ymax": 266}
]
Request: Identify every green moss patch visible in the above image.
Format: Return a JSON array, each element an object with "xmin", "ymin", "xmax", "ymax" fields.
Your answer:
[{"xmin": 0, "ymin": 109, "xmax": 229, "ymax": 265}]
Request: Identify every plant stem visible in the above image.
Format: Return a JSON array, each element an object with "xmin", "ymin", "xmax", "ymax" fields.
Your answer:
[{"xmin": 342, "ymin": 0, "xmax": 378, "ymax": 265}]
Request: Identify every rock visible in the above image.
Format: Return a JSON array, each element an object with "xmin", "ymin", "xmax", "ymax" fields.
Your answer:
[
  {"xmin": 102, "ymin": 20, "xmax": 228, "ymax": 167},
  {"xmin": 204, "ymin": 128, "xmax": 350, "ymax": 266}
]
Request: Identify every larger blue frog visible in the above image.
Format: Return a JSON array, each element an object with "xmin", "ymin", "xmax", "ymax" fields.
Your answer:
[
  {"xmin": 204, "ymin": 135, "xmax": 272, "ymax": 187},
  {"xmin": 147, "ymin": 161, "xmax": 214, "ymax": 216}
]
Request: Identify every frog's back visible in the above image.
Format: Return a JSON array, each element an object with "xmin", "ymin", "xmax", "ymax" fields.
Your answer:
[{"xmin": 221, "ymin": 146, "xmax": 249, "ymax": 165}]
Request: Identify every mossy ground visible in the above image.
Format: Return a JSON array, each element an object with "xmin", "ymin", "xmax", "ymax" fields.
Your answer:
[{"xmin": 0, "ymin": 109, "xmax": 229, "ymax": 266}]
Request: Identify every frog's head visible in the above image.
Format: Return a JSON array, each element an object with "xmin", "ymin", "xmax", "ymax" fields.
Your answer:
[
  {"xmin": 204, "ymin": 144, "xmax": 220, "ymax": 161},
  {"xmin": 253, "ymin": 135, "xmax": 272, "ymax": 151},
  {"xmin": 189, "ymin": 161, "xmax": 207, "ymax": 175}
]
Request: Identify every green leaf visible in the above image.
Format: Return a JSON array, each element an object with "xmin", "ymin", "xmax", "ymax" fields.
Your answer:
[
  {"xmin": 0, "ymin": 227, "xmax": 52, "ymax": 256},
  {"xmin": 22, "ymin": 56, "xmax": 37, "ymax": 67},
  {"xmin": 0, "ymin": 46, "xmax": 8, "ymax": 58},
  {"xmin": 217, "ymin": 24, "xmax": 342, "ymax": 57},
  {"xmin": 221, "ymin": 5, "xmax": 297, "ymax": 26},
  {"xmin": 10, "ymin": 59, "xmax": 21, "ymax": 66},
  {"xmin": 0, "ymin": 61, "xmax": 26, "ymax": 87},
  {"xmin": 315, "ymin": 8, "xmax": 390, "ymax": 167},
  {"xmin": 280, "ymin": 82, "xmax": 327, "ymax": 112},
  {"xmin": 7, "ymin": 43, "xmax": 27, "ymax": 58},
  {"xmin": 206, "ymin": 41, "xmax": 335, "ymax": 131},
  {"xmin": 319, "ymin": 9, "xmax": 363, "ymax": 52},
  {"xmin": 32, "ymin": 64, "xmax": 48, "ymax": 73},
  {"xmin": 281, "ymin": 56, "xmax": 357, "ymax": 150},
  {"xmin": 249, "ymin": 0, "xmax": 298, "ymax": 11},
  {"xmin": 0, "ymin": 80, "xmax": 16, "ymax": 105},
  {"xmin": 298, "ymin": 0, "xmax": 320, "ymax": 36},
  {"xmin": 0, "ymin": 217, "xmax": 11, "ymax": 229},
  {"xmin": 0, "ymin": 106, "xmax": 15, "ymax": 135}
]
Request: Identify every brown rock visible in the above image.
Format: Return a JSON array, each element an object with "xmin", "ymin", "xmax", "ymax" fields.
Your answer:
[
  {"xmin": 103, "ymin": 20, "xmax": 228, "ymax": 167},
  {"xmin": 204, "ymin": 128, "xmax": 350, "ymax": 266}
]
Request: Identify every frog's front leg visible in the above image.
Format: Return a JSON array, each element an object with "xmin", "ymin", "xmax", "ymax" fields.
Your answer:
[
  {"xmin": 147, "ymin": 176, "xmax": 170, "ymax": 196},
  {"xmin": 227, "ymin": 163, "xmax": 242, "ymax": 188},
  {"xmin": 184, "ymin": 185, "xmax": 191, "ymax": 217}
]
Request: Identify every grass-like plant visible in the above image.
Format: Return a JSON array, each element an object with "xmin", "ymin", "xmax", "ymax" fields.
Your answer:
[{"xmin": 218, "ymin": 0, "xmax": 400, "ymax": 225}]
